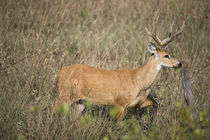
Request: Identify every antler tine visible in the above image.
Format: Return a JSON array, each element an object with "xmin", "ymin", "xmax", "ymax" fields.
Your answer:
[
  {"xmin": 145, "ymin": 27, "xmax": 162, "ymax": 46},
  {"xmin": 169, "ymin": 19, "xmax": 174, "ymax": 38},
  {"xmin": 145, "ymin": 10, "xmax": 162, "ymax": 46},
  {"xmin": 163, "ymin": 19, "xmax": 174, "ymax": 49},
  {"xmin": 161, "ymin": 21, "xmax": 185, "ymax": 47}
]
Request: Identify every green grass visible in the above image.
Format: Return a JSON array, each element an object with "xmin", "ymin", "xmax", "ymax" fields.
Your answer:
[{"xmin": 0, "ymin": 0, "xmax": 209, "ymax": 139}]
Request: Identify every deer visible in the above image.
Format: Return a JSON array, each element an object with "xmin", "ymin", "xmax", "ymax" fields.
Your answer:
[{"xmin": 54, "ymin": 14, "xmax": 185, "ymax": 122}]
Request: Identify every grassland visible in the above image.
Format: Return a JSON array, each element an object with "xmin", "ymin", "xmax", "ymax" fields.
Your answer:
[{"xmin": 0, "ymin": 0, "xmax": 209, "ymax": 139}]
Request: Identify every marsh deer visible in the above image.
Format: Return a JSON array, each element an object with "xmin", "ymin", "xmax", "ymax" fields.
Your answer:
[{"xmin": 55, "ymin": 17, "xmax": 185, "ymax": 121}]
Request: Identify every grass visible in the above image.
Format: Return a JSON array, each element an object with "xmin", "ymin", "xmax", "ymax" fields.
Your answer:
[{"xmin": 0, "ymin": 0, "xmax": 209, "ymax": 139}]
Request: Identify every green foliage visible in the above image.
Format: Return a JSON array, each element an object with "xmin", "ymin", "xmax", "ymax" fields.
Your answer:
[
  {"xmin": 121, "ymin": 117, "xmax": 142, "ymax": 140},
  {"xmin": 170, "ymin": 102, "xmax": 209, "ymax": 140},
  {"xmin": 30, "ymin": 105, "xmax": 40, "ymax": 113},
  {"xmin": 81, "ymin": 9, "xmax": 88, "ymax": 18},
  {"xmin": 56, "ymin": 102, "xmax": 70, "ymax": 114},
  {"xmin": 18, "ymin": 134, "xmax": 26, "ymax": 140},
  {"xmin": 109, "ymin": 106, "xmax": 120, "ymax": 118},
  {"xmin": 103, "ymin": 136, "xmax": 109, "ymax": 140},
  {"xmin": 84, "ymin": 100, "xmax": 93, "ymax": 109},
  {"xmin": 79, "ymin": 114, "xmax": 92, "ymax": 127}
]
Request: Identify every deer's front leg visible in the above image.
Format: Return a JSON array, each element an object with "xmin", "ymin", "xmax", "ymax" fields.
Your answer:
[
  {"xmin": 139, "ymin": 97, "xmax": 157, "ymax": 122},
  {"xmin": 127, "ymin": 89, "xmax": 151, "ymax": 108}
]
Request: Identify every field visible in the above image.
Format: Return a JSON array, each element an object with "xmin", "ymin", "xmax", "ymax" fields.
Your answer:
[{"xmin": 0, "ymin": 0, "xmax": 209, "ymax": 139}]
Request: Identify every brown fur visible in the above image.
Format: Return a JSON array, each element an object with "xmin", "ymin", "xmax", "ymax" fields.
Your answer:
[{"xmin": 55, "ymin": 50, "xmax": 181, "ymax": 121}]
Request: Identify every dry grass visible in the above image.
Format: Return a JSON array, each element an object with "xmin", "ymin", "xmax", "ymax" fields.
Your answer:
[{"xmin": 0, "ymin": 0, "xmax": 209, "ymax": 139}]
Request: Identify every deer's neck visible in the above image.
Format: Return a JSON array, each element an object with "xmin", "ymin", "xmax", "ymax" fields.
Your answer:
[{"xmin": 134, "ymin": 56, "xmax": 161, "ymax": 90}]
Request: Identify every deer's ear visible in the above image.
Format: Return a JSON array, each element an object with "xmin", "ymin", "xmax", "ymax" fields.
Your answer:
[{"xmin": 147, "ymin": 42, "xmax": 157, "ymax": 54}]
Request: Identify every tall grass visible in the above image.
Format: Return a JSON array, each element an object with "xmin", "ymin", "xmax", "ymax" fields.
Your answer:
[{"xmin": 0, "ymin": 0, "xmax": 209, "ymax": 139}]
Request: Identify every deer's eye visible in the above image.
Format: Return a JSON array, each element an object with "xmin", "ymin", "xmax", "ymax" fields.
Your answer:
[{"xmin": 164, "ymin": 55, "xmax": 169, "ymax": 59}]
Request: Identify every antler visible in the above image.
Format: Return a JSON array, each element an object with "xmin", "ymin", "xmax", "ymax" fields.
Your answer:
[{"xmin": 145, "ymin": 12, "xmax": 185, "ymax": 48}]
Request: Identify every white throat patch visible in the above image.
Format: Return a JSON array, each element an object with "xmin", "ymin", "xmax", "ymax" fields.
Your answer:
[{"xmin": 156, "ymin": 64, "xmax": 161, "ymax": 71}]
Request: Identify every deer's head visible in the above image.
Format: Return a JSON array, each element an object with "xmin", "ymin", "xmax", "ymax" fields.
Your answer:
[{"xmin": 145, "ymin": 12, "xmax": 185, "ymax": 69}]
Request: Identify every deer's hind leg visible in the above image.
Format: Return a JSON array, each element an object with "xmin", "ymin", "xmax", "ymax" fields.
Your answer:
[{"xmin": 55, "ymin": 78, "xmax": 85, "ymax": 114}]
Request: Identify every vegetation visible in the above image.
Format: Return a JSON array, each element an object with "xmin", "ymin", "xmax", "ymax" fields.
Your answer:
[{"xmin": 0, "ymin": 0, "xmax": 209, "ymax": 139}]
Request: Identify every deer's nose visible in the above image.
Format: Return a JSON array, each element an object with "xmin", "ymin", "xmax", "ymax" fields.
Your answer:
[
  {"xmin": 174, "ymin": 62, "xmax": 182, "ymax": 69},
  {"xmin": 177, "ymin": 63, "xmax": 182, "ymax": 68}
]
